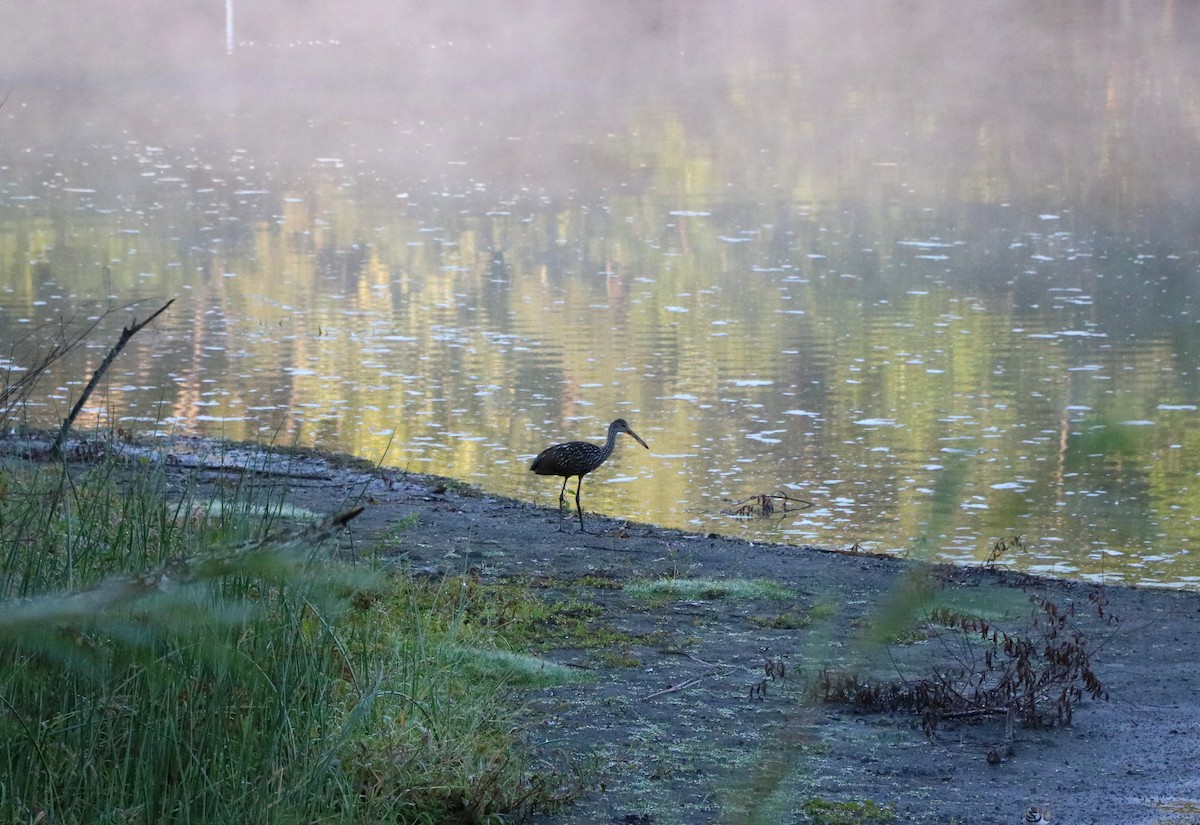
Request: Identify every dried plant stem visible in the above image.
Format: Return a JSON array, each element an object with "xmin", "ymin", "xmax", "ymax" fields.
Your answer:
[{"xmin": 49, "ymin": 298, "xmax": 174, "ymax": 459}]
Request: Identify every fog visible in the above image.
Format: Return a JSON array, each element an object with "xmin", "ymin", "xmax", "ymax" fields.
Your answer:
[
  {"xmin": 6, "ymin": 2, "xmax": 1200, "ymax": 583},
  {"xmin": 3, "ymin": 1, "xmax": 1198, "ymax": 209}
]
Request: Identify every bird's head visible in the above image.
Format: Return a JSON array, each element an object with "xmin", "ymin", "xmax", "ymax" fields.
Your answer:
[{"xmin": 612, "ymin": 418, "xmax": 649, "ymax": 450}]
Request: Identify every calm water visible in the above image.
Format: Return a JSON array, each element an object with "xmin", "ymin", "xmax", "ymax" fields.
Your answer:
[{"xmin": 4, "ymin": 2, "xmax": 1200, "ymax": 586}]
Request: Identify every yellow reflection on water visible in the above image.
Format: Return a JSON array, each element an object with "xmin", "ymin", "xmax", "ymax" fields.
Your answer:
[{"xmin": 4, "ymin": 2, "xmax": 1200, "ymax": 586}]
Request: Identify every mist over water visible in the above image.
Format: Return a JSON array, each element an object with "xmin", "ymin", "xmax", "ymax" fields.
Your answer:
[{"xmin": 4, "ymin": 1, "xmax": 1200, "ymax": 586}]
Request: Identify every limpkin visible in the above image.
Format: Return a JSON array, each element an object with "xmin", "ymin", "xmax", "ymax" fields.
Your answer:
[{"xmin": 530, "ymin": 418, "xmax": 649, "ymax": 532}]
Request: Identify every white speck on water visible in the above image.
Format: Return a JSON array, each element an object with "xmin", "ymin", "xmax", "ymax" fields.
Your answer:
[{"xmin": 897, "ymin": 240, "xmax": 955, "ymax": 248}]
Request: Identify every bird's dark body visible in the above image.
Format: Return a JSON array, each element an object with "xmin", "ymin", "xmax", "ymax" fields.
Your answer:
[
  {"xmin": 531, "ymin": 441, "xmax": 607, "ymax": 477},
  {"xmin": 530, "ymin": 418, "xmax": 649, "ymax": 532}
]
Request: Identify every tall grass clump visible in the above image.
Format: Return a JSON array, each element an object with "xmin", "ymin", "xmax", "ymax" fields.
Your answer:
[{"xmin": 0, "ymin": 454, "xmax": 578, "ymax": 824}]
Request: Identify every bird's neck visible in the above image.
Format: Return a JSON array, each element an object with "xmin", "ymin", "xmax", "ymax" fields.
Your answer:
[{"xmin": 601, "ymin": 426, "xmax": 619, "ymax": 459}]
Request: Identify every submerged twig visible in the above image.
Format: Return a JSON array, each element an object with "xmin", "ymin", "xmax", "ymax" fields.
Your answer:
[{"xmin": 721, "ymin": 490, "xmax": 813, "ymax": 519}]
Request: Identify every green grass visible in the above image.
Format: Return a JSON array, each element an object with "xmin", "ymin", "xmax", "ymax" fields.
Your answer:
[
  {"xmin": 394, "ymin": 572, "xmax": 649, "ymax": 654},
  {"xmin": 626, "ymin": 576, "xmax": 794, "ymax": 602},
  {"xmin": 800, "ymin": 797, "xmax": 897, "ymax": 824},
  {"xmin": 447, "ymin": 644, "xmax": 587, "ymax": 687},
  {"xmin": 0, "ymin": 455, "xmax": 580, "ymax": 824}
]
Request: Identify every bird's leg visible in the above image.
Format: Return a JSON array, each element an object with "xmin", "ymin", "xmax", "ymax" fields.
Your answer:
[
  {"xmin": 575, "ymin": 476, "xmax": 588, "ymax": 533},
  {"xmin": 557, "ymin": 477, "xmax": 569, "ymax": 512}
]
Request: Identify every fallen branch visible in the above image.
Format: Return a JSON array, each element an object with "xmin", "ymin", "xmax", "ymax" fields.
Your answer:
[
  {"xmin": 49, "ymin": 298, "xmax": 174, "ymax": 460},
  {"xmin": 643, "ymin": 669, "xmax": 728, "ymax": 700}
]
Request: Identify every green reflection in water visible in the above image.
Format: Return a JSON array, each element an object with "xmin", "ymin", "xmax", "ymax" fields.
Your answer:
[
  {"xmin": 4, "ymin": 1, "xmax": 1200, "ymax": 586},
  {"xmin": 4, "ymin": 181, "xmax": 1200, "ymax": 588}
]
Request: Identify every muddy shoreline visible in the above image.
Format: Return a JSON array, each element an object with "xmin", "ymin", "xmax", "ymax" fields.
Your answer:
[
  {"xmin": 256, "ymin": 447, "xmax": 1200, "ymax": 825},
  {"xmin": 11, "ymin": 439, "xmax": 1200, "ymax": 824}
]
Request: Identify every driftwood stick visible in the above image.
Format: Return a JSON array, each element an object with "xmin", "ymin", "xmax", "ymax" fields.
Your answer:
[
  {"xmin": 643, "ymin": 669, "xmax": 729, "ymax": 701},
  {"xmin": 49, "ymin": 298, "xmax": 174, "ymax": 459},
  {"xmin": 643, "ymin": 676, "xmax": 709, "ymax": 701}
]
